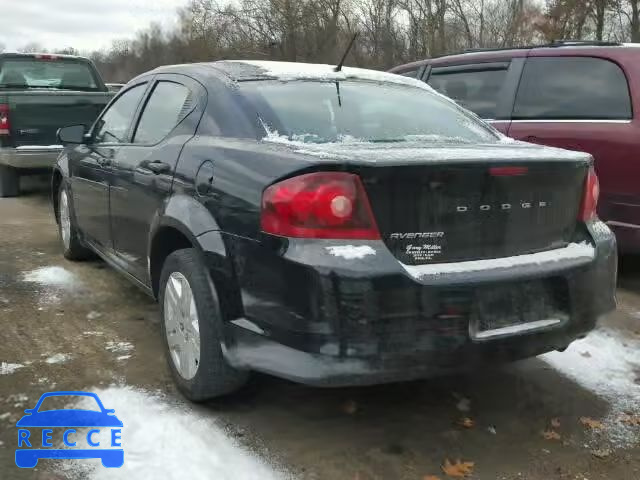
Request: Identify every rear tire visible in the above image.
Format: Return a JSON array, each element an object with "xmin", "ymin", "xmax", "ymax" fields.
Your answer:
[
  {"xmin": 57, "ymin": 182, "xmax": 92, "ymax": 260},
  {"xmin": 159, "ymin": 249, "xmax": 248, "ymax": 401},
  {"xmin": 0, "ymin": 166, "xmax": 19, "ymax": 197}
]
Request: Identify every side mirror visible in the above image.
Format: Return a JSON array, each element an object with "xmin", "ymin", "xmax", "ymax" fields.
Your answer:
[{"xmin": 57, "ymin": 124, "xmax": 87, "ymax": 145}]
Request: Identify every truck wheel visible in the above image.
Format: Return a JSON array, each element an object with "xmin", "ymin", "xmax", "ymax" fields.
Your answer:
[
  {"xmin": 0, "ymin": 166, "xmax": 19, "ymax": 197},
  {"xmin": 159, "ymin": 249, "xmax": 248, "ymax": 401},
  {"xmin": 58, "ymin": 183, "xmax": 92, "ymax": 260}
]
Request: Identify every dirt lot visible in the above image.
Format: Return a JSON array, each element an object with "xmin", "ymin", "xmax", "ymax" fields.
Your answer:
[{"xmin": 1, "ymin": 180, "xmax": 639, "ymax": 480}]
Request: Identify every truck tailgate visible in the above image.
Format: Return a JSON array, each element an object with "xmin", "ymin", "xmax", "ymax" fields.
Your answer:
[{"xmin": 4, "ymin": 91, "xmax": 112, "ymax": 146}]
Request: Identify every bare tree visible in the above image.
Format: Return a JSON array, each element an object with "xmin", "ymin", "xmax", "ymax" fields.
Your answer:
[{"xmin": 33, "ymin": 0, "xmax": 635, "ymax": 83}]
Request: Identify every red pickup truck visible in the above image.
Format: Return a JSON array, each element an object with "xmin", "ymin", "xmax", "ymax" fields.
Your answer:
[{"xmin": 391, "ymin": 41, "xmax": 640, "ymax": 253}]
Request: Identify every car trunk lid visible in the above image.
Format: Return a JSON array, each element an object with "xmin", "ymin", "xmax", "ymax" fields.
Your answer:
[{"xmin": 295, "ymin": 141, "xmax": 591, "ymax": 265}]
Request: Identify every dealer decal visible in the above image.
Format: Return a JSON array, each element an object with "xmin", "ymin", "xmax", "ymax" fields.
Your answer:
[{"xmin": 15, "ymin": 391, "xmax": 123, "ymax": 469}]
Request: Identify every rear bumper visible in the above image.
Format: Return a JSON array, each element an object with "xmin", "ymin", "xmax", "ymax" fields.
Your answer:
[
  {"xmin": 210, "ymin": 221, "xmax": 617, "ymax": 386},
  {"xmin": 0, "ymin": 146, "xmax": 63, "ymax": 169}
]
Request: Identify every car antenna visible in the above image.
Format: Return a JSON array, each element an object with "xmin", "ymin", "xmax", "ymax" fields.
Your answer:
[{"xmin": 334, "ymin": 32, "xmax": 358, "ymax": 72}]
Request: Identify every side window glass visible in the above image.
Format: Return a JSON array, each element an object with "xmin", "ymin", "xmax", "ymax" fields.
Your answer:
[
  {"xmin": 428, "ymin": 68, "xmax": 508, "ymax": 119},
  {"xmin": 133, "ymin": 81, "xmax": 192, "ymax": 144},
  {"xmin": 399, "ymin": 69, "xmax": 418, "ymax": 78},
  {"xmin": 93, "ymin": 84, "xmax": 146, "ymax": 144},
  {"xmin": 513, "ymin": 57, "xmax": 632, "ymax": 120}
]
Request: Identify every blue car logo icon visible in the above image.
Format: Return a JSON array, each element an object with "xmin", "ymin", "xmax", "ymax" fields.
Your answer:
[{"xmin": 16, "ymin": 391, "xmax": 123, "ymax": 468}]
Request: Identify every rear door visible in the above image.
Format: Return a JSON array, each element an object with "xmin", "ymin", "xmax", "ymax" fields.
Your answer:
[
  {"xmin": 70, "ymin": 82, "xmax": 147, "ymax": 249},
  {"xmin": 426, "ymin": 60, "xmax": 523, "ymax": 135},
  {"xmin": 508, "ymin": 56, "xmax": 635, "ymax": 226},
  {"xmin": 109, "ymin": 74, "xmax": 205, "ymax": 282}
]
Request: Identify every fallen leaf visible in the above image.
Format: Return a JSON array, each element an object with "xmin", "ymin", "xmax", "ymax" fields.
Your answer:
[
  {"xmin": 591, "ymin": 448, "xmax": 611, "ymax": 459},
  {"xmin": 424, "ymin": 476, "xmax": 441, "ymax": 480},
  {"xmin": 580, "ymin": 417, "xmax": 604, "ymax": 429},
  {"xmin": 457, "ymin": 417, "xmax": 475, "ymax": 429},
  {"xmin": 551, "ymin": 418, "xmax": 561, "ymax": 428},
  {"xmin": 542, "ymin": 429, "xmax": 561, "ymax": 440},
  {"xmin": 619, "ymin": 414, "xmax": 640, "ymax": 426},
  {"xmin": 342, "ymin": 399, "xmax": 358, "ymax": 415},
  {"xmin": 441, "ymin": 459, "xmax": 474, "ymax": 478}
]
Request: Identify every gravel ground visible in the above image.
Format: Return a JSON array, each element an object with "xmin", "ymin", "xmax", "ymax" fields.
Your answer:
[{"xmin": 0, "ymin": 179, "xmax": 638, "ymax": 480}]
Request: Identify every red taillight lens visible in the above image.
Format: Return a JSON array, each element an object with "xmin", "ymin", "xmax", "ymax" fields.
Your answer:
[
  {"xmin": 0, "ymin": 104, "xmax": 10, "ymax": 136},
  {"xmin": 579, "ymin": 167, "xmax": 600, "ymax": 221},
  {"xmin": 489, "ymin": 166, "xmax": 528, "ymax": 176},
  {"xmin": 261, "ymin": 172, "xmax": 380, "ymax": 239}
]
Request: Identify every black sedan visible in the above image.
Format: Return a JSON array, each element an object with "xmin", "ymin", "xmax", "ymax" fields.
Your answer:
[{"xmin": 53, "ymin": 61, "xmax": 616, "ymax": 400}]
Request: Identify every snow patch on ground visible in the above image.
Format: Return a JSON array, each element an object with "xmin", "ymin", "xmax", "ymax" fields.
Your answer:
[
  {"xmin": 105, "ymin": 341, "xmax": 134, "ymax": 354},
  {"xmin": 0, "ymin": 362, "xmax": 24, "ymax": 375},
  {"xmin": 543, "ymin": 328, "xmax": 640, "ymax": 448},
  {"xmin": 22, "ymin": 266, "xmax": 77, "ymax": 288},
  {"xmin": 403, "ymin": 242, "xmax": 594, "ymax": 278},
  {"xmin": 325, "ymin": 245, "xmax": 376, "ymax": 260},
  {"xmin": 59, "ymin": 386, "xmax": 288, "ymax": 480},
  {"xmin": 83, "ymin": 331, "xmax": 105, "ymax": 336},
  {"xmin": 5, "ymin": 393, "xmax": 28, "ymax": 407},
  {"xmin": 87, "ymin": 311, "xmax": 103, "ymax": 320},
  {"xmin": 44, "ymin": 353, "xmax": 72, "ymax": 364}
]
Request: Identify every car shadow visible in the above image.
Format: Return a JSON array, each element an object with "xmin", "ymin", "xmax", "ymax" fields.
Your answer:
[
  {"xmin": 618, "ymin": 253, "xmax": 640, "ymax": 290},
  {"xmin": 200, "ymin": 357, "xmax": 611, "ymax": 478}
]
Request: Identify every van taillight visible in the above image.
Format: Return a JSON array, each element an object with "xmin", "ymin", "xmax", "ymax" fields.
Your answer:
[
  {"xmin": 0, "ymin": 104, "xmax": 10, "ymax": 136},
  {"xmin": 579, "ymin": 167, "xmax": 600, "ymax": 221},
  {"xmin": 261, "ymin": 172, "xmax": 380, "ymax": 239}
]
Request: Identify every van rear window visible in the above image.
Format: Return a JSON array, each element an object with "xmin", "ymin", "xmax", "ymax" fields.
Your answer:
[
  {"xmin": 0, "ymin": 57, "xmax": 100, "ymax": 91},
  {"xmin": 513, "ymin": 57, "xmax": 632, "ymax": 120}
]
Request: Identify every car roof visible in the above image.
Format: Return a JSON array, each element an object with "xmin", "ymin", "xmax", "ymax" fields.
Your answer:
[
  {"xmin": 0, "ymin": 52, "xmax": 89, "ymax": 61},
  {"xmin": 392, "ymin": 42, "xmax": 640, "ymax": 70},
  {"xmin": 150, "ymin": 60, "xmax": 435, "ymax": 91}
]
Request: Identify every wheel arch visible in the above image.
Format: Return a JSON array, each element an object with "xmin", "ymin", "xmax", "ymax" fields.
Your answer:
[
  {"xmin": 51, "ymin": 168, "xmax": 64, "ymax": 223},
  {"xmin": 149, "ymin": 195, "xmax": 243, "ymax": 321}
]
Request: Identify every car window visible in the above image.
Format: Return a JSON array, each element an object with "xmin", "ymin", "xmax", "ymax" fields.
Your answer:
[
  {"xmin": 398, "ymin": 69, "xmax": 418, "ymax": 78},
  {"xmin": 0, "ymin": 57, "xmax": 100, "ymax": 91},
  {"xmin": 93, "ymin": 84, "xmax": 146, "ymax": 144},
  {"xmin": 242, "ymin": 80, "xmax": 499, "ymax": 144},
  {"xmin": 429, "ymin": 68, "xmax": 508, "ymax": 119},
  {"xmin": 513, "ymin": 57, "xmax": 632, "ymax": 120},
  {"xmin": 37, "ymin": 395, "xmax": 101, "ymax": 412},
  {"xmin": 133, "ymin": 81, "xmax": 192, "ymax": 144}
]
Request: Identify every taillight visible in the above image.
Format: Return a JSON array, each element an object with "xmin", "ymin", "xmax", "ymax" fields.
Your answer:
[
  {"xmin": 261, "ymin": 172, "xmax": 380, "ymax": 239},
  {"xmin": 0, "ymin": 104, "xmax": 10, "ymax": 136},
  {"xmin": 579, "ymin": 167, "xmax": 600, "ymax": 221}
]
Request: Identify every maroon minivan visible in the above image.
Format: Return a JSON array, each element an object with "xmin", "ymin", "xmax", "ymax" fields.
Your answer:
[{"xmin": 391, "ymin": 41, "xmax": 640, "ymax": 252}]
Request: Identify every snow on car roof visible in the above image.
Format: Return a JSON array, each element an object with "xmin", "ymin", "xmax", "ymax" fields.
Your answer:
[{"xmin": 214, "ymin": 60, "xmax": 436, "ymax": 90}]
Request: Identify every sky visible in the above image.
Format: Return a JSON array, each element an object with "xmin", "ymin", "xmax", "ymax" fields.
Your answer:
[{"xmin": 0, "ymin": 0, "xmax": 189, "ymax": 54}]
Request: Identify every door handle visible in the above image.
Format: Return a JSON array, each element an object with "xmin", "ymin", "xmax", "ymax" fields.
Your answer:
[{"xmin": 147, "ymin": 160, "xmax": 171, "ymax": 174}]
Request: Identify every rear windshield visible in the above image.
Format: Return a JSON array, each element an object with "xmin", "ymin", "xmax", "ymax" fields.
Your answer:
[
  {"xmin": 0, "ymin": 57, "xmax": 100, "ymax": 91},
  {"xmin": 241, "ymin": 80, "xmax": 499, "ymax": 144}
]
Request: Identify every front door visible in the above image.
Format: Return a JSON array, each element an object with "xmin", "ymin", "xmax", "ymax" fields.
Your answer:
[
  {"xmin": 71, "ymin": 82, "xmax": 148, "ymax": 249},
  {"xmin": 110, "ymin": 75, "xmax": 204, "ymax": 282}
]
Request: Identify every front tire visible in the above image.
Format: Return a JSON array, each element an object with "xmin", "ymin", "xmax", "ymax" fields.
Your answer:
[
  {"xmin": 57, "ymin": 183, "xmax": 92, "ymax": 260},
  {"xmin": 159, "ymin": 249, "xmax": 248, "ymax": 401}
]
